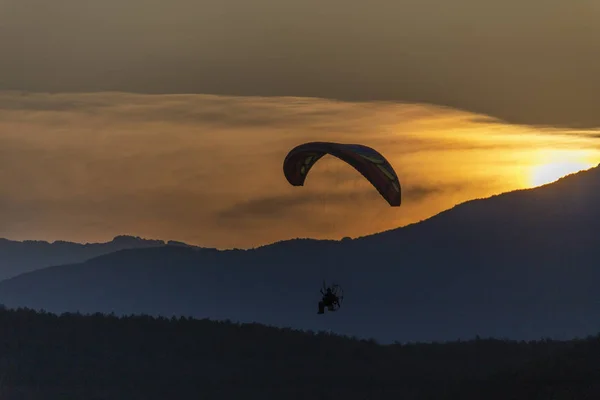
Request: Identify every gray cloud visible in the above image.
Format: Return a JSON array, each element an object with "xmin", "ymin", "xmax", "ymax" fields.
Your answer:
[
  {"xmin": 216, "ymin": 191, "xmax": 371, "ymax": 222},
  {"xmin": 1, "ymin": 0, "xmax": 599, "ymax": 129},
  {"xmin": 216, "ymin": 182, "xmax": 466, "ymax": 226},
  {"xmin": 0, "ymin": 92, "xmax": 392, "ymax": 135}
]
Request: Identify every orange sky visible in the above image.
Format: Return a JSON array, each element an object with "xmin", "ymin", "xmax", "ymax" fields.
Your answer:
[
  {"xmin": 2, "ymin": 0, "xmax": 599, "ymax": 248},
  {"xmin": 1, "ymin": 91, "xmax": 599, "ymax": 248}
]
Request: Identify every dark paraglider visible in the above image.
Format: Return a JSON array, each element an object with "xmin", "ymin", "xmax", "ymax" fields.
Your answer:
[
  {"xmin": 283, "ymin": 142, "xmax": 400, "ymax": 314},
  {"xmin": 283, "ymin": 141, "xmax": 401, "ymax": 206},
  {"xmin": 318, "ymin": 282, "xmax": 344, "ymax": 314}
]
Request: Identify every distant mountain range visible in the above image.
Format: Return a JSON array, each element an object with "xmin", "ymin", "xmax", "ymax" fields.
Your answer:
[
  {"xmin": 0, "ymin": 235, "xmax": 173, "ymax": 280},
  {"xmin": 1, "ymin": 165, "xmax": 600, "ymax": 343}
]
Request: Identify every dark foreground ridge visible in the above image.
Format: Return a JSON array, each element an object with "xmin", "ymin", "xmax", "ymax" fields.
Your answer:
[{"xmin": 0, "ymin": 306, "xmax": 598, "ymax": 400}]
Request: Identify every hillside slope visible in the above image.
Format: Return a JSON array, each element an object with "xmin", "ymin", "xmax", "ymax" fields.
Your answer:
[
  {"xmin": 0, "ymin": 235, "xmax": 168, "ymax": 280},
  {"xmin": 1, "ymin": 166, "xmax": 600, "ymax": 343}
]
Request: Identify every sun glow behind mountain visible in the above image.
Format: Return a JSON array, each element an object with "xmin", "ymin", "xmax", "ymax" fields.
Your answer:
[{"xmin": 528, "ymin": 150, "xmax": 598, "ymax": 187}]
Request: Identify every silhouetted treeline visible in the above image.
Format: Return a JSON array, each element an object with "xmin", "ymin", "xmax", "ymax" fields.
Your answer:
[{"xmin": 0, "ymin": 306, "xmax": 598, "ymax": 399}]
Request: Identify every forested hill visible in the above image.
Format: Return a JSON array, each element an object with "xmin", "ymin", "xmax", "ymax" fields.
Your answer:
[{"xmin": 0, "ymin": 306, "xmax": 598, "ymax": 399}]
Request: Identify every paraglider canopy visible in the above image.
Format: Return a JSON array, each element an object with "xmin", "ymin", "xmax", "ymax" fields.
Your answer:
[{"xmin": 283, "ymin": 142, "xmax": 401, "ymax": 206}]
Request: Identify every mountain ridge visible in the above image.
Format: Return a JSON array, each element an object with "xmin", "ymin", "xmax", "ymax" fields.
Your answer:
[
  {"xmin": 3, "ymin": 163, "xmax": 597, "ymax": 254},
  {"xmin": 0, "ymin": 235, "xmax": 169, "ymax": 281},
  {"xmin": 1, "ymin": 165, "xmax": 600, "ymax": 343}
]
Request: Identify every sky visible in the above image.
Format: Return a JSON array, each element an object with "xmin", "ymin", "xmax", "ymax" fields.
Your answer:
[{"xmin": 1, "ymin": 0, "xmax": 599, "ymax": 248}]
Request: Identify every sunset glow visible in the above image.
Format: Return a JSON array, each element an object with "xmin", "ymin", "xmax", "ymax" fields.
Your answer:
[
  {"xmin": 1, "ymin": 92, "xmax": 600, "ymax": 248},
  {"xmin": 530, "ymin": 158, "xmax": 596, "ymax": 187}
]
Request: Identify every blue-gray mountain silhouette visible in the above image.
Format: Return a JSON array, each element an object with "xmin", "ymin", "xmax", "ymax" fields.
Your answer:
[
  {"xmin": 1, "ymin": 165, "xmax": 600, "ymax": 343},
  {"xmin": 0, "ymin": 235, "xmax": 167, "ymax": 280}
]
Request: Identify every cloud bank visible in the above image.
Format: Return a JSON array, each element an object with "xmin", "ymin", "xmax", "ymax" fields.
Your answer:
[
  {"xmin": 0, "ymin": 91, "xmax": 599, "ymax": 248},
  {"xmin": 1, "ymin": 0, "xmax": 599, "ymax": 128}
]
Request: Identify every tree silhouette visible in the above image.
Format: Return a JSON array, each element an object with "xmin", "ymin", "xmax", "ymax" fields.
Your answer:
[{"xmin": 0, "ymin": 306, "xmax": 596, "ymax": 399}]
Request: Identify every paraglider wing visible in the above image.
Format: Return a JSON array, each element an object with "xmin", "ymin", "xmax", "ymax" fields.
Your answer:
[{"xmin": 283, "ymin": 142, "xmax": 401, "ymax": 206}]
